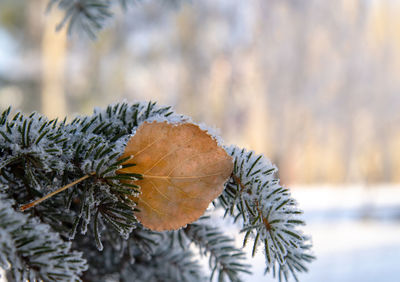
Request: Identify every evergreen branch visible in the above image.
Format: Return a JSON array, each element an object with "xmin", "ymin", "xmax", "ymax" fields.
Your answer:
[
  {"xmin": 0, "ymin": 194, "xmax": 87, "ymax": 281},
  {"xmin": 96, "ymin": 200, "xmax": 137, "ymax": 242},
  {"xmin": 267, "ymin": 239, "xmax": 314, "ymax": 282},
  {"xmin": 220, "ymin": 146, "xmax": 315, "ymax": 282},
  {"xmin": 180, "ymin": 218, "xmax": 251, "ymax": 282},
  {"xmin": 49, "ymin": 0, "xmax": 114, "ymax": 38},
  {"xmin": 129, "ymin": 228, "xmax": 164, "ymax": 255},
  {"xmin": 0, "ymin": 102, "xmax": 179, "ymax": 241},
  {"xmin": 121, "ymin": 243, "xmax": 203, "ymax": 282},
  {"xmin": 46, "ymin": 0, "xmax": 187, "ymax": 38},
  {"xmin": 79, "ymin": 228, "xmax": 200, "ymax": 282},
  {"xmin": 0, "ymin": 103, "xmax": 314, "ymax": 281}
]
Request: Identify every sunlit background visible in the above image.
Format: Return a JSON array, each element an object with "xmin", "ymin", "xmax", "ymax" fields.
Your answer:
[{"xmin": 1, "ymin": 0, "xmax": 400, "ymax": 281}]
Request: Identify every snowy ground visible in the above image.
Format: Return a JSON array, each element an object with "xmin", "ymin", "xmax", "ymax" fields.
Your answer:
[{"xmin": 1, "ymin": 185, "xmax": 400, "ymax": 282}]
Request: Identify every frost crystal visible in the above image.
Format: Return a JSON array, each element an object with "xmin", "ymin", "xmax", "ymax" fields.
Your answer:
[
  {"xmin": 0, "ymin": 103, "xmax": 313, "ymax": 282},
  {"xmin": 0, "ymin": 194, "xmax": 87, "ymax": 281},
  {"xmin": 221, "ymin": 146, "xmax": 314, "ymax": 281}
]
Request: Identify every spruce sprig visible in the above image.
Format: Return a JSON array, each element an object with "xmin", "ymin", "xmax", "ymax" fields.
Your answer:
[
  {"xmin": 0, "ymin": 193, "xmax": 87, "ymax": 281},
  {"xmin": 220, "ymin": 146, "xmax": 315, "ymax": 281},
  {"xmin": 0, "ymin": 102, "xmax": 313, "ymax": 281}
]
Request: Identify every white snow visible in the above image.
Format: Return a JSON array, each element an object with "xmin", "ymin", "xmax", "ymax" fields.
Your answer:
[{"xmin": 0, "ymin": 269, "xmax": 5, "ymax": 282}]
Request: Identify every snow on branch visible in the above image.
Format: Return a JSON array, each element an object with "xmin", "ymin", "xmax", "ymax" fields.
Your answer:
[
  {"xmin": 220, "ymin": 146, "xmax": 315, "ymax": 281},
  {"xmin": 0, "ymin": 193, "xmax": 87, "ymax": 281},
  {"xmin": 172, "ymin": 217, "xmax": 251, "ymax": 282},
  {"xmin": 0, "ymin": 103, "xmax": 314, "ymax": 281}
]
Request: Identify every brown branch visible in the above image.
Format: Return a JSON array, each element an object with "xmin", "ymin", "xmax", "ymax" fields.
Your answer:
[
  {"xmin": 231, "ymin": 174, "xmax": 271, "ymax": 231},
  {"xmin": 231, "ymin": 174, "xmax": 247, "ymax": 193},
  {"xmin": 255, "ymin": 200, "xmax": 271, "ymax": 231}
]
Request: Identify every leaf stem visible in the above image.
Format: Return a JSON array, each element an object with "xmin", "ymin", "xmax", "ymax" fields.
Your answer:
[{"xmin": 20, "ymin": 172, "xmax": 95, "ymax": 211}]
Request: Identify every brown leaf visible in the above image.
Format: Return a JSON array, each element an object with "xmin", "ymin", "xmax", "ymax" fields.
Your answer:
[{"xmin": 118, "ymin": 121, "xmax": 233, "ymax": 231}]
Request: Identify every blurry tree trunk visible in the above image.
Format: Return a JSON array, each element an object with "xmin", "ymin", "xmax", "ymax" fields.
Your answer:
[
  {"xmin": 204, "ymin": 56, "xmax": 231, "ymax": 128},
  {"xmin": 41, "ymin": 1, "xmax": 67, "ymax": 119},
  {"xmin": 175, "ymin": 5, "xmax": 203, "ymax": 120},
  {"xmin": 240, "ymin": 53, "xmax": 270, "ymax": 155}
]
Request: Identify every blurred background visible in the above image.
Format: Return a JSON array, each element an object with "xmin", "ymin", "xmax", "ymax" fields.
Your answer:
[{"xmin": 1, "ymin": 0, "xmax": 400, "ymax": 281}]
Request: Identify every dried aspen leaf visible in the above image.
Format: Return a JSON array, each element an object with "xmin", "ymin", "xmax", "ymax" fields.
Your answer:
[{"xmin": 118, "ymin": 121, "xmax": 233, "ymax": 231}]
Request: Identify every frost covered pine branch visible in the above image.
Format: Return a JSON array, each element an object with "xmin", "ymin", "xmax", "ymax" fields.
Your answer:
[
  {"xmin": 0, "ymin": 193, "xmax": 87, "ymax": 281},
  {"xmin": 220, "ymin": 146, "xmax": 315, "ymax": 281},
  {"xmin": 0, "ymin": 102, "xmax": 313, "ymax": 281}
]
